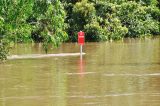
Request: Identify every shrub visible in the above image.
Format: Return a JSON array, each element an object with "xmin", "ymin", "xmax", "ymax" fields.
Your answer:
[
  {"xmin": 116, "ymin": 1, "xmax": 160, "ymax": 37},
  {"xmin": 84, "ymin": 21, "xmax": 108, "ymax": 41},
  {"xmin": 0, "ymin": 0, "xmax": 68, "ymax": 59},
  {"xmin": 0, "ymin": 39, "xmax": 9, "ymax": 61},
  {"xmin": 0, "ymin": 0, "xmax": 33, "ymax": 43},
  {"xmin": 103, "ymin": 17, "xmax": 128, "ymax": 40},
  {"xmin": 68, "ymin": 0, "xmax": 96, "ymax": 41},
  {"xmin": 31, "ymin": 1, "xmax": 68, "ymax": 53}
]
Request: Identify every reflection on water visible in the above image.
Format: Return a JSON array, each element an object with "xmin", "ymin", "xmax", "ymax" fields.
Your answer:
[
  {"xmin": 0, "ymin": 37, "xmax": 160, "ymax": 106},
  {"xmin": 78, "ymin": 57, "xmax": 85, "ymax": 77}
]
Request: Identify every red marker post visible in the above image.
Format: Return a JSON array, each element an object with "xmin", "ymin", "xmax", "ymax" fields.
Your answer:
[{"xmin": 78, "ymin": 31, "xmax": 85, "ymax": 58}]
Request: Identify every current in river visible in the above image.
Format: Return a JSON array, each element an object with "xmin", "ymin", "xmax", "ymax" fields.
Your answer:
[{"xmin": 0, "ymin": 37, "xmax": 160, "ymax": 106}]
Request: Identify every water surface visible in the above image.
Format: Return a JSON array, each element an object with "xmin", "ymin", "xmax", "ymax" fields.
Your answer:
[{"xmin": 0, "ymin": 37, "xmax": 160, "ymax": 106}]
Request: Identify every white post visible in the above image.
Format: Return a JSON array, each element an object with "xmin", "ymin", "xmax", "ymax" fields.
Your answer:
[{"xmin": 80, "ymin": 45, "xmax": 83, "ymax": 59}]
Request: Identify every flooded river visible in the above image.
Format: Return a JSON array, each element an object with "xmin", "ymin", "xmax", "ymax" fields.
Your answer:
[{"xmin": 0, "ymin": 37, "xmax": 160, "ymax": 106}]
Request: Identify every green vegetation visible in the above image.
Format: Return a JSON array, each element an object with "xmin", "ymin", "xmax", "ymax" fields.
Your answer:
[
  {"xmin": 0, "ymin": 0, "xmax": 160, "ymax": 60},
  {"xmin": 0, "ymin": 39, "xmax": 9, "ymax": 61},
  {"xmin": 0, "ymin": 0, "xmax": 68, "ymax": 60},
  {"xmin": 62, "ymin": 0, "xmax": 159, "ymax": 41}
]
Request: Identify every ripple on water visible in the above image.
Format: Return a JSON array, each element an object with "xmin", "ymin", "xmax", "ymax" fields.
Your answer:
[
  {"xmin": 103, "ymin": 73, "xmax": 160, "ymax": 77},
  {"xmin": 65, "ymin": 72, "xmax": 97, "ymax": 75}
]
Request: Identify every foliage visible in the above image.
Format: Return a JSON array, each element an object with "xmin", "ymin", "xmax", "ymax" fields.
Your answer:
[
  {"xmin": 0, "ymin": 16, "xmax": 4, "ymax": 38},
  {"xmin": 0, "ymin": 39, "xmax": 9, "ymax": 61},
  {"xmin": 0, "ymin": 0, "xmax": 68, "ymax": 60},
  {"xmin": 30, "ymin": 0, "xmax": 68, "ymax": 53},
  {"xmin": 0, "ymin": 0, "xmax": 160, "ymax": 60},
  {"xmin": 0, "ymin": 0, "xmax": 34, "ymax": 43},
  {"xmin": 67, "ymin": 0, "xmax": 96, "ymax": 41},
  {"xmin": 116, "ymin": 1, "xmax": 160, "ymax": 37},
  {"xmin": 95, "ymin": 2, "xmax": 128, "ymax": 40},
  {"xmin": 63, "ymin": 0, "xmax": 159, "ymax": 41},
  {"xmin": 84, "ymin": 21, "xmax": 108, "ymax": 41}
]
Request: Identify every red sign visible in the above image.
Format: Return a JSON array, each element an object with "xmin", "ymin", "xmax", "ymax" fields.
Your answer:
[{"xmin": 78, "ymin": 31, "xmax": 85, "ymax": 45}]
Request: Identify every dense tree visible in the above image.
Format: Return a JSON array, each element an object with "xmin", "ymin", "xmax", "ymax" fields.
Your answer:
[
  {"xmin": 116, "ymin": 1, "xmax": 159, "ymax": 37},
  {"xmin": 30, "ymin": 0, "xmax": 68, "ymax": 52},
  {"xmin": 63, "ymin": 0, "xmax": 159, "ymax": 41},
  {"xmin": 0, "ymin": 0, "xmax": 68, "ymax": 60},
  {"xmin": 0, "ymin": 0, "xmax": 160, "ymax": 61}
]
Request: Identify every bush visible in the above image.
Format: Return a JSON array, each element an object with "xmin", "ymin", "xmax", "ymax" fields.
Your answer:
[
  {"xmin": 84, "ymin": 21, "xmax": 108, "ymax": 41},
  {"xmin": 65, "ymin": 0, "xmax": 159, "ymax": 41},
  {"xmin": 0, "ymin": 0, "xmax": 69, "ymax": 59},
  {"xmin": 68, "ymin": 0, "xmax": 96, "ymax": 41},
  {"xmin": 95, "ymin": 2, "xmax": 117, "ymax": 17},
  {"xmin": 102, "ymin": 17, "xmax": 128, "ymax": 40},
  {"xmin": 95, "ymin": 2, "xmax": 128, "ymax": 40},
  {"xmin": 31, "ymin": 1, "xmax": 68, "ymax": 53},
  {"xmin": 0, "ymin": 0, "xmax": 33, "ymax": 43},
  {"xmin": 116, "ymin": 1, "xmax": 160, "ymax": 37},
  {"xmin": 0, "ymin": 17, "xmax": 4, "ymax": 38},
  {"xmin": 0, "ymin": 39, "xmax": 9, "ymax": 61}
]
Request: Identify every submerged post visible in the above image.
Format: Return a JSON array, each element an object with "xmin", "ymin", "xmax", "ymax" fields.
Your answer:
[
  {"xmin": 78, "ymin": 31, "xmax": 85, "ymax": 58},
  {"xmin": 80, "ymin": 45, "xmax": 83, "ymax": 59}
]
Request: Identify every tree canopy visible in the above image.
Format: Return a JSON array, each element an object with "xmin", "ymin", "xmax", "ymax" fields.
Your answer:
[
  {"xmin": 0, "ymin": 0, "xmax": 160, "ymax": 60},
  {"xmin": 62, "ymin": 0, "xmax": 159, "ymax": 41}
]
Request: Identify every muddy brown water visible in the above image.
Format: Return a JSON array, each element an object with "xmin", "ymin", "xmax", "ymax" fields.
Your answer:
[{"xmin": 0, "ymin": 37, "xmax": 160, "ymax": 106}]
